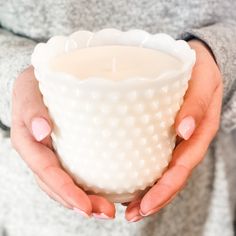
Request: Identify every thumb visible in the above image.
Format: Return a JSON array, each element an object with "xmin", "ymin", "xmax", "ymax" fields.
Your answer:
[
  {"xmin": 14, "ymin": 66, "xmax": 52, "ymax": 142},
  {"xmin": 174, "ymin": 43, "xmax": 220, "ymax": 140}
]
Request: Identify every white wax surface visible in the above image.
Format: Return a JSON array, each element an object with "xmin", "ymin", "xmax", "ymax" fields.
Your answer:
[{"xmin": 49, "ymin": 45, "xmax": 182, "ymax": 80}]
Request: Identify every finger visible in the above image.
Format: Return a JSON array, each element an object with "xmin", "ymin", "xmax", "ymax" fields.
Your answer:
[
  {"xmin": 174, "ymin": 46, "xmax": 221, "ymax": 140},
  {"xmin": 139, "ymin": 165, "xmax": 189, "ymax": 217},
  {"xmin": 125, "ymin": 198, "xmax": 143, "ymax": 222},
  {"xmin": 127, "ymin": 191, "xmax": 180, "ymax": 218},
  {"xmin": 12, "ymin": 66, "xmax": 52, "ymax": 142},
  {"xmin": 125, "ymin": 187, "xmax": 151, "ymax": 220},
  {"xmin": 34, "ymin": 175, "xmax": 73, "ymax": 209},
  {"xmin": 88, "ymin": 195, "xmax": 116, "ymax": 220},
  {"xmin": 140, "ymin": 83, "xmax": 222, "ymax": 216},
  {"xmin": 11, "ymin": 124, "xmax": 92, "ymax": 217},
  {"xmin": 172, "ymin": 83, "xmax": 222, "ymax": 169}
]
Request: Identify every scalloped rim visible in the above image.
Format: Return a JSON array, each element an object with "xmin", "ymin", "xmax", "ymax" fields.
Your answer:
[{"xmin": 31, "ymin": 28, "xmax": 196, "ymax": 83}]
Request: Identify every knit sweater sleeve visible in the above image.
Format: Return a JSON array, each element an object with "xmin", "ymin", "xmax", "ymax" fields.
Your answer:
[
  {"xmin": 180, "ymin": 20, "xmax": 236, "ymax": 133},
  {"xmin": 0, "ymin": 28, "xmax": 37, "ymax": 128}
]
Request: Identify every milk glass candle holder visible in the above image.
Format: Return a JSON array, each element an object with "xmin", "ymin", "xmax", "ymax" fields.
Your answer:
[{"xmin": 31, "ymin": 29, "xmax": 196, "ymax": 203}]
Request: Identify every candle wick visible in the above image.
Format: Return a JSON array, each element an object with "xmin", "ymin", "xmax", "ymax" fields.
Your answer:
[{"xmin": 112, "ymin": 57, "xmax": 116, "ymax": 73}]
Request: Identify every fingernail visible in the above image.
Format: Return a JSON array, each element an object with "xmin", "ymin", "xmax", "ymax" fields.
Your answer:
[
  {"xmin": 92, "ymin": 213, "xmax": 113, "ymax": 220},
  {"xmin": 73, "ymin": 207, "xmax": 90, "ymax": 218},
  {"xmin": 31, "ymin": 117, "xmax": 51, "ymax": 141},
  {"xmin": 139, "ymin": 206, "xmax": 161, "ymax": 217},
  {"xmin": 128, "ymin": 215, "xmax": 143, "ymax": 223},
  {"xmin": 177, "ymin": 116, "xmax": 195, "ymax": 140}
]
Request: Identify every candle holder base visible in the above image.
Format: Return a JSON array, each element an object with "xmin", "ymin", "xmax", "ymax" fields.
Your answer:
[{"xmin": 86, "ymin": 188, "xmax": 150, "ymax": 203}]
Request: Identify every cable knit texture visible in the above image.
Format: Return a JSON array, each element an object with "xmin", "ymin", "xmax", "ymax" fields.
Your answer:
[{"xmin": 0, "ymin": 0, "xmax": 236, "ymax": 235}]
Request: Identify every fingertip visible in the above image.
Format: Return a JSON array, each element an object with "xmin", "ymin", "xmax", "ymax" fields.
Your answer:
[
  {"xmin": 139, "ymin": 192, "xmax": 163, "ymax": 217},
  {"xmin": 62, "ymin": 184, "xmax": 92, "ymax": 216},
  {"xmin": 127, "ymin": 215, "xmax": 143, "ymax": 223},
  {"xmin": 88, "ymin": 195, "xmax": 116, "ymax": 219},
  {"xmin": 75, "ymin": 189, "xmax": 93, "ymax": 215},
  {"xmin": 73, "ymin": 207, "xmax": 91, "ymax": 218},
  {"xmin": 92, "ymin": 212, "xmax": 114, "ymax": 220},
  {"xmin": 139, "ymin": 184, "xmax": 170, "ymax": 216},
  {"xmin": 139, "ymin": 193, "xmax": 152, "ymax": 215},
  {"xmin": 31, "ymin": 117, "xmax": 51, "ymax": 141},
  {"xmin": 125, "ymin": 199, "xmax": 141, "ymax": 221}
]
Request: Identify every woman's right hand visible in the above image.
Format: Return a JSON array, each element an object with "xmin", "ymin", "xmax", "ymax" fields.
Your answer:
[{"xmin": 11, "ymin": 66, "xmax": 115, "ymax": 220}]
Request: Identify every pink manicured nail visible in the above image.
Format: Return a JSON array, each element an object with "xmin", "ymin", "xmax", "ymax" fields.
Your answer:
[
  {"xmin": 177, "ymin": 116, "xmax": 195, "ymax": 140},
  {"xmin": 92, "ymin": 213, "xmax": 113, "ymax": 220},
  {"xmin": 128, "ymin": 215, "xmax": 143, "ymax": 223},
  {"xmin": 31, "ymin": 117, "xmax": 51, "ymax": 141},
  {"xmin": 73, "ymin": 207, "xmax": 90, "ymax": 218}
]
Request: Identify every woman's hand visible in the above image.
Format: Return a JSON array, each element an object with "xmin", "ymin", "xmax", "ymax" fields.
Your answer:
[
  {"xmin": 11, "ymin": 66, "xmax": 115, "ymax": 219},
  {"xmin": 125, "ymin": 39, "xmax": 223, "ymax": 222}
]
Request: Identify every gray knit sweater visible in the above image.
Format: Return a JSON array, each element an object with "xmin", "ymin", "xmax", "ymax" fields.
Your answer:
[{"xmin": 0, "ymin": 0, "xmax": 236, "ymax": 235}]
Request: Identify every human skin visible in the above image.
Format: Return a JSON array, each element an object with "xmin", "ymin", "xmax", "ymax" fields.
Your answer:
[
  {"xmin": 125, "ymin": 40, "xmax": 223, "ymax": 222},
  {"xmin": 10, "ymin": 39, "xmax": 222, "ymax": 221},
  {"xmin": 10, "ymin": 66, "xmax": 115, "ymax": 220}
]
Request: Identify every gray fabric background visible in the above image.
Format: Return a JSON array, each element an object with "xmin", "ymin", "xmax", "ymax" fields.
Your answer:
[{"xmin": 0, "ymin": 0, "xmax": 236, "ymax": 235}]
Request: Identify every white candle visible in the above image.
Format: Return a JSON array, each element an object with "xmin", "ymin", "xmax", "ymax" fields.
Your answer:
[
  {"xmin": 32, "ymin": 29, "xmax": 195, "ymax": 203},
  {"xmin": 49, "ymin": 46, "xmax": 182, "ymax": 80}
]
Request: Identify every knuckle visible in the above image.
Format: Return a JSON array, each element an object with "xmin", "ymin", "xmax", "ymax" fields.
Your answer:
[
  {"xmin": 38, "ymin": 165, "xmax": 69, "ymax": 192},
  {"xmin": 13, "ymin": 66, "xmax": 35, "ymax": 98},
  {"xmin": 37, "ymin": 164, "xmax": 53, "ymax": 179},
  {"xmin": 59, "ymin": 181, "xmax": 72, "ymax": 193},
  {"xmin": 23, "ymin": 98, "xmax": 37, "ymax": 118},
  {"xmin": 41, "ymin": 164, "xmax": 53, "ymax": 174},
  {"xmin": 196, "ymin": 96, "xmax": 209, "ymax": 115},
  {"xmin": 175, "ymin": 163, "xmax": 191, "ymax": 175}
]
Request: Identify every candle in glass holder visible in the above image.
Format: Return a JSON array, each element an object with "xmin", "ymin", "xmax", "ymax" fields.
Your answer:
[
  {"xmin": 49, "ymin": 45, "xmax": 182, "ymax": 80},
  {"xmin": 32, "ymin": 29, "xmax": 195, "ymax": 203}
]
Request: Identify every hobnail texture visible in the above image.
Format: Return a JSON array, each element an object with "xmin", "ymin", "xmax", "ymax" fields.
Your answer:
[{"xmin": 32, "ymin": 29, "xmax": 196, "ymax": 203}]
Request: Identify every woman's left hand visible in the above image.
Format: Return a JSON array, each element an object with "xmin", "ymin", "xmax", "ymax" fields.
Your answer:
[{"xmin": 125, "ymin": 39, "xmax": 223, "ymax": 222}]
